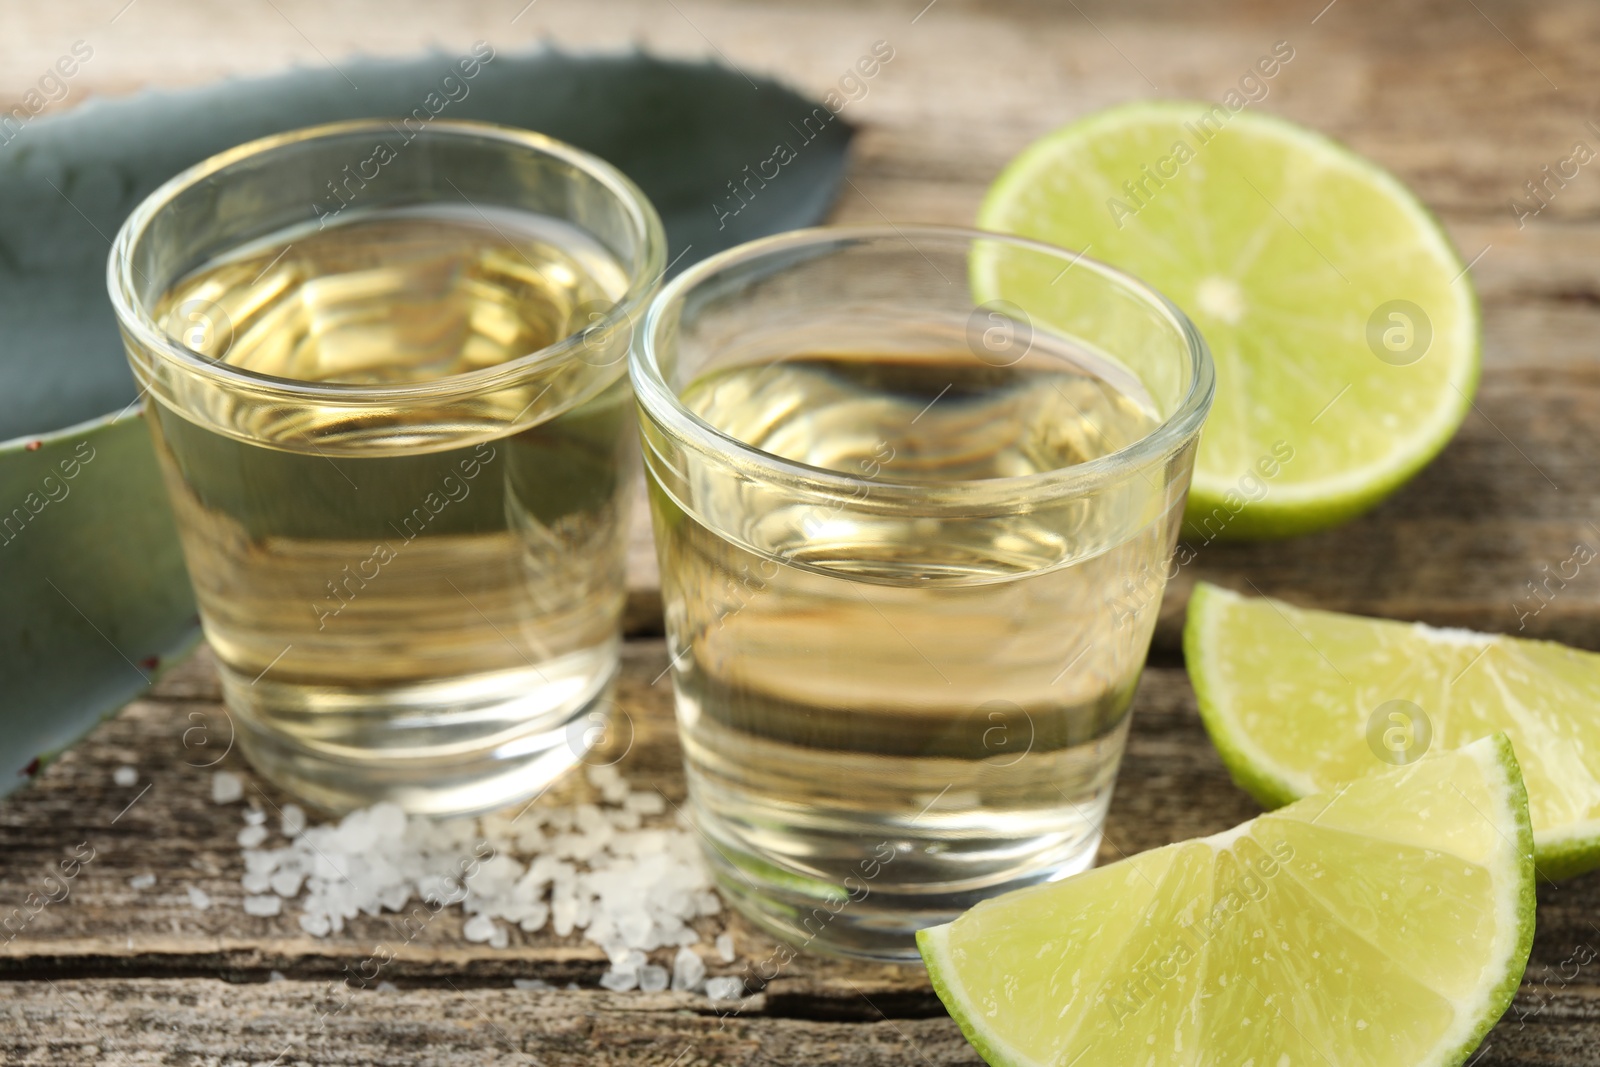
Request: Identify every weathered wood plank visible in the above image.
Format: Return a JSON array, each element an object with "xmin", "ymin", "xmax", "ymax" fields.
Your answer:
[
  {"xmin": 1, "ymin": 975, "xmax": 1597, "ymax": 1065},
  {"xmin": 1, "ymin": 644, "xmax": 1239, "ymax": 994},
  {"xmin": 1, "ymin": 0, "xmax": 1593, "ymax": 224},
  {"xmin": 5, "ymin": 642, "xmax": 1599, "ymax": 1025},
  {"xmin": 0, "ymin": 979, "xmax": 983, "ymax": 1066}
]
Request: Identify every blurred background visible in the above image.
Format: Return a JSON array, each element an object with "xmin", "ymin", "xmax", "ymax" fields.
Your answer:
[{"xmin": 4, "ymin": 0, "xmax": 1588, "ymax": 652}]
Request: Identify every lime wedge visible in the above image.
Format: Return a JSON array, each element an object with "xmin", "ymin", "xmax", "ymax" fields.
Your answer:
[
  {"xmin": 1187, "ymin": 581, "xmax": 1600, "ymax": 878},
  {"xmin": 917, "ymin": 736, "xmax": 1534, "ymax": 1067},
  {"xmin": 976, "ymin": 101, "xmax": 1479, "ymax": 538}
]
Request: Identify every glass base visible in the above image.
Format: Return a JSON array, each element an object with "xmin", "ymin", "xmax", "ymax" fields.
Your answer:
[
  {"xmin": 222, "ymin": 656, "xmax": 617, "ymax": 817},
  {"xmin": 693, "ymin": 806, "xmax": 1105, "ymax": 963}
]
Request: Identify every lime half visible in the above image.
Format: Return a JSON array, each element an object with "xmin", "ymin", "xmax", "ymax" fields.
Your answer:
[
  {"xmin": 977, "ymin": 101, "xmax": 1479, "ymax": 538},
  {"xmin": 918, "ymin": 736, "xmax": 1533, "ymax": 1067},
  {"xmin": 1187, "ymin": 581, "xmax": 1600, "ymax": 878}
]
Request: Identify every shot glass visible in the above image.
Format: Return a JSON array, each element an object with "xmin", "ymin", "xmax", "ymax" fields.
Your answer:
[
  {"xmin": 631, "ymin": 226, "xmax": 1213, "ymax": 959},
  {"xmin": 109, "ymin": 120, "xmax": 665, "ymax": 815}
]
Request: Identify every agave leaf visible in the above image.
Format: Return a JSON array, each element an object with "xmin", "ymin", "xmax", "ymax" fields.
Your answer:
[{"xmin": 0, "ymin": 50, "xmax": 852, "ymax": 792}]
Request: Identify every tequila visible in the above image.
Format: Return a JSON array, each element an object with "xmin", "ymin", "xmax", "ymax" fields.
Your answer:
[
  {"xmin": 113, "ymin": 123, "xmax": 663, "ymax": 814},
  {"xmin": 147, "ymin": 204, "xmax": 630, "ymax": 812},
  {"xmin": 142, "ymin": 203, "xmax": 640, "ymax": 813},
  {"xmin": 656, "ymin": 349, "xmax": 1175, "ymax": 953},
  {"xmin": 631, "ymin": 226, "xmax": 1211, "ymax": 959}
]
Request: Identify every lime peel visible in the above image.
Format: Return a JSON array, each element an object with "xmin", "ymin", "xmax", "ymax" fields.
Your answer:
[
  {"xmin": 1186, "ymin": 580, "xmax": 1600, "ymax": 879},
  {"xmin": 977, "ymin": 100, "xmax": 1480, "ymax": 539},
  {"xmin": 918, "ymin": 736, "xmax": 1534, "ymax": 1067}
]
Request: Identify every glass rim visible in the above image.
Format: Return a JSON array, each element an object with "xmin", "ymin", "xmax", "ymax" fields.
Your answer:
[
  {"xmin": 107, "ymin": 118, "xmax": 668, "ymax": 406},
  {"xmin": 631, "ymin": 224, "xmax": 1215, "ymax": 502}
]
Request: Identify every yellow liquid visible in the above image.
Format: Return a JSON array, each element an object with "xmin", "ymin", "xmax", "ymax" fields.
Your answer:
[
  {"xmin": 651, "ymin": 350, "xmax": 1178, "ymax": 957},
  {"xmin": 147, "ymin": 205, "xmax": 634, "ymax": 814}
]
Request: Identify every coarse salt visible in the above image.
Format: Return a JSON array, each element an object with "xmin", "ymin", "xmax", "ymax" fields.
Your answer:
[
  {"xmin": 704, "ymin": 976, "xmax": 744, "ymax": 1001},
  {"xmin": 243, "ymin": 894, "xmax": 282, "ymax": 917},
  {"xmin": 225, "ymin": 767, "xmax": 726, "ymax": 996},
  {"xmin": 211, "ymin": 771, "xmax": 243, "ymax": 804},
  {"xmin": 638, "ymin": 964, "xmax": 669, "ymax": 992},
  {"xmin": 671, "ymin": 945, "xmax": 706, "ymax": 992}
]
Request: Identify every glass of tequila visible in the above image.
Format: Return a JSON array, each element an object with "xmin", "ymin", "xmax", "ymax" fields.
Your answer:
[
  {"xmin": 109, "ymin": 120, "xmax": 665, "ymax": 815},
  {"xmin": 631, "ymin": 226, "xmax": 1213, "ymax": 959}
]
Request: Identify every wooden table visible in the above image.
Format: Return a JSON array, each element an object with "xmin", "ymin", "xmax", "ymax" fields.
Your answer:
[{"xmin": 5, "ymin": 0, "xmax": 1599, "ymax": 1062}]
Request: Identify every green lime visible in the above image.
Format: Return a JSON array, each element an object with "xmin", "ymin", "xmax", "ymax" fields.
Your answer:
[
  {"xmin": 976, "ymin": 101, "xmax": 1479, "ymax": 538},
  {"xmin": 918, "ymin": 736, "xmax": 1533, "ymax": 1067},
  {"xmin": 1187, "ymin": 580, "xmax": 1600, "ymax": 878}
]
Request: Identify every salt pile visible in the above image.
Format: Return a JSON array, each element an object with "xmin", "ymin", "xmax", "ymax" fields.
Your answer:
[{"xmin": 224, "ymin": 765, "xmax": 736, "ymax": 997}]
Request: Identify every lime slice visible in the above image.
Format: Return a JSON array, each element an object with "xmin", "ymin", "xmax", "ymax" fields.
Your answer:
[
  {"xmin": 918, "ymin": 736, "xmax": 1533, "ymax": 1067},
  {"xmin": 1187, "ymin": 580, "xmax": 1600, "ymax": 878},
  {"xmin": 976, "ymin": 101, "xmax": 1479, "ymax": 538}
]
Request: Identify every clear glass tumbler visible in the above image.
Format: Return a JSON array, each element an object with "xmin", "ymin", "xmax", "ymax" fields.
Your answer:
[
  {"xmin": 109, "ymin": 120, "xmax": 665, "ymax": 815},
  {"xmin": 631, "ymin": 226, "xmax": 1213, "ymax": 959}
]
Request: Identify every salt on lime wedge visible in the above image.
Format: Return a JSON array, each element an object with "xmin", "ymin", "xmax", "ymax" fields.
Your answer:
[
  {"xmin": 976, "ymin": 101, "xmax": 1479, "ymax": 539},
  {"xmin": 1186, "ymin": 581, "xmax": 1600, "ymax": 879},
  {"xmin": 917, "ymin": 736, "xmax": 1533, "ymax": 1067}
]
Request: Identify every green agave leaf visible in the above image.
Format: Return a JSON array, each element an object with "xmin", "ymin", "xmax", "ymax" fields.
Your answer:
[
  {"xmin": 3, "ymin": 49, "xmax": 854, "ymax": 438},
  {"xmin": 0, "ymin": 50, "xmax": 853, "ymax": 792}
]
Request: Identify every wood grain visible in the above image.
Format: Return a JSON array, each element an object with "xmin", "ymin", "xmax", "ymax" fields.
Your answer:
[
  {"xmin": 3, "ymin": 979, "xmax": 1599, "ymax": 1066},
  {"xmin": 0, "ymin": 644, "xmax": 1249, "ymax": 991},
  {"xmin": 5, "ymin": 642, "xmax": 1600, "ymax": 1064}
]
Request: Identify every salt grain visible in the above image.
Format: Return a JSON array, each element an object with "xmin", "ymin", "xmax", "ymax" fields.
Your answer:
[
  {"xmin": 715, "ymin": 933, "xmax": 735, "ymax": 962},
  {"xmin": 671, "ymin": 946, "xmax": 706, "ymax": 992},
  {"xmin": 638, "ymin": 964, "xmax": 669, "ymax": 992},
  {"xmin": 624, "ymin": 792, "xmax": 665, "ymax": 816},
  {"xmin": 462, "ymin": 914, "xmax": 498, "ymax": 943},
  {"xmin": 609, "ymin": 948, "xmax": 647, "ymax": 972},
  {"xmin": 113, "ymin": 766, "xmax": 138, "ymax": 787},
  {"xmin": 211, "ymin": 771, "xmax": 243, "ymax": 804},
  {"xmin": 237, "ymin": 825, "xmax": 268, "ymax": 848},
  {"xmin": 128, "ymin": 873, "xmax": 156, "ymax": 890},
  {"xmin": 244, "ymin": 894, "xmax": 282, "ymax": 917},
  {"xmin": 281, "ymin": 804, "xmax": 306, "ymax": 837},
  {"xmin": 269, "ymin": 869, "xmax": 304, "ymax": 898},
  {"xmin": 598, "ymin": 967, "xmax": 639, "ymax": 991},
  {"xmin": 243, "ymin": 809, "xmax": 267, "ymax": 827},
  {"xmin": 187, "ymin": 886, "xmax": 212, "ymax": 910},
  {"xmin": 704, "ymin": 976, "xmax": 744, "ymax": 1001},
  {"xmin": 512, "ymin": 978, "xmax": 552, "ymax": 991}
]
